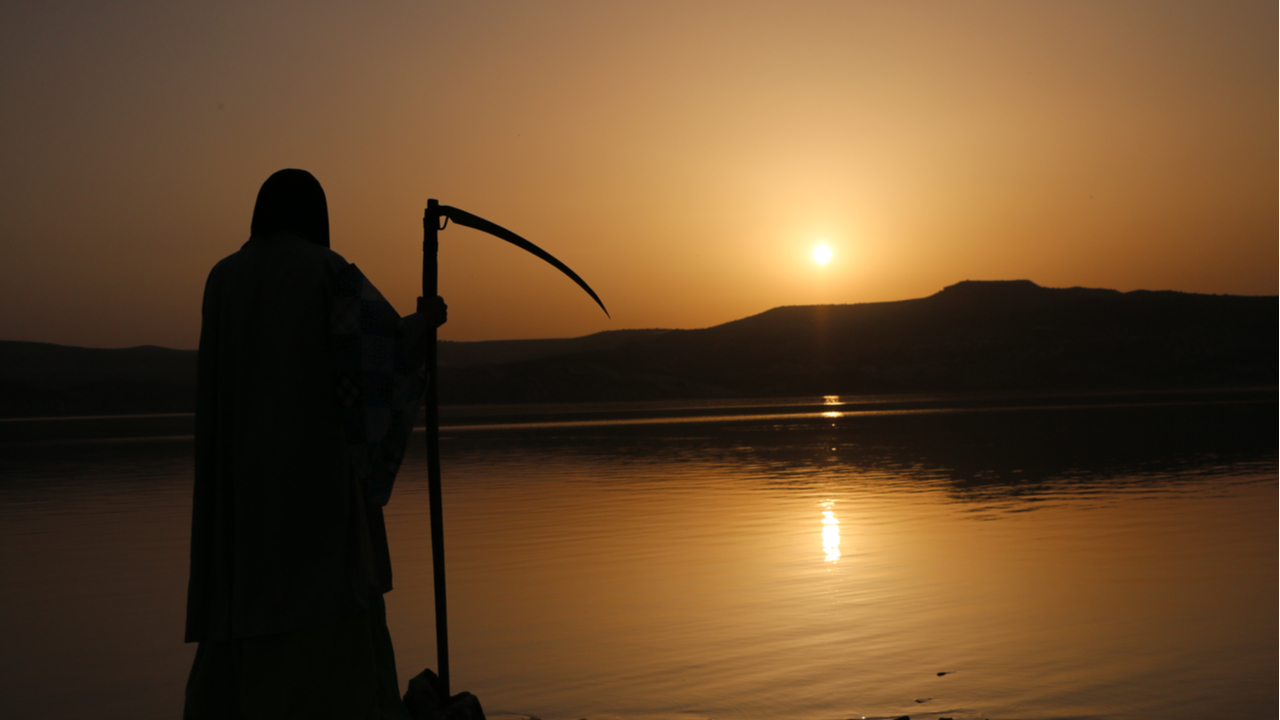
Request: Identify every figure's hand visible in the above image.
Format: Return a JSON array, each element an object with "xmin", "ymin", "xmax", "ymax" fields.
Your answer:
[{"xmin": 417, "ymin": 295, "xmax": 447, "ymax": 328}]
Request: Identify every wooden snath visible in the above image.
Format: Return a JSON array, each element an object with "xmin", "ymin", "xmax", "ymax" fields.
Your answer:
[{"xmin": 421, "ymin": 200, "xmax": 608, "ymax": 697}]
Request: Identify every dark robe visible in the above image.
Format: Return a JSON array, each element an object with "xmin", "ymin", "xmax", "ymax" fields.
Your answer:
[{"xmin": 185, "ymin": 231, "xmax": 422, "ymax": 643}]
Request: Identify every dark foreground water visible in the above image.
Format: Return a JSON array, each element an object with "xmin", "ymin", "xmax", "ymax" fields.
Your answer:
[{"xmin": 0, "ymin": 392, "xmax": 1275, "ymax": 720}]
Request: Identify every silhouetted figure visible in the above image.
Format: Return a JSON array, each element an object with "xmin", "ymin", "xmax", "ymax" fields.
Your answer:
[{"xmin": 184, "ymin": 169, "xmax": 444, "ymax": 719}]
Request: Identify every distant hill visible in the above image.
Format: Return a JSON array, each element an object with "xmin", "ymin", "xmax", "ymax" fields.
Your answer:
[
  {"xmin": 436, "ymin": 280, "xmax": 1277, "ymax": 404},
  {"xmin": 0, "ymin": 330, "xmax": 678, "ymax": 417},
  {"xmin": 439, "ymin": 328, "xmax": 670, "ymax": 367},
  {"xmin": 0, "ymin": 342, "xmax": 198, "ymax": 418},
  {"xmin": 2, "ymin": 280, "xmax": 1274, "ymax": 416}
]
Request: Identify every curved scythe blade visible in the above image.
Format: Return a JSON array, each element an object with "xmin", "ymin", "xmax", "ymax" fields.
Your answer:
[{"xmin": 438, "ymin": 205, "xmax": 610, "ymax": 318}]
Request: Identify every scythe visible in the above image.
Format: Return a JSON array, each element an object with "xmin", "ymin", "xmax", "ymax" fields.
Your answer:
[{"xmin": 421, "ymin": 199, "xmax": 608, "ymax": 697}]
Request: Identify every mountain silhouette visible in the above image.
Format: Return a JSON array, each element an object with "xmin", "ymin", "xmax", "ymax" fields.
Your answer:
[
  {"xmin": 0, "ymin": 342, "xmax": 197, "ymax": 418},
  {"xmin": 1, "ymin": 281, "xmax": 1273, "ymax": 417},
  {"xmin": 437, "ymin": 280, "xmax": 1275, "ymax": 404}
]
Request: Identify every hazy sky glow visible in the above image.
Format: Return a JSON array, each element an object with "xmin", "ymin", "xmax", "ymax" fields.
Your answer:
[{"xmin": 1, "ymin": 1, "xmax": 1275, "ymax": 348}]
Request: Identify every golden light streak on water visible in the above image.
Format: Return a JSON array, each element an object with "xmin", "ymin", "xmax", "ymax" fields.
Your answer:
[{"xmin": 820, "ymin": 501, "xmax": 841, "ymax": 563}]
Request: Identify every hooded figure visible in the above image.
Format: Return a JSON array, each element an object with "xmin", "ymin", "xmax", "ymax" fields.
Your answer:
[{"xmin": 184, "ymin": 169, "xmax": 441, "ymax": 719}]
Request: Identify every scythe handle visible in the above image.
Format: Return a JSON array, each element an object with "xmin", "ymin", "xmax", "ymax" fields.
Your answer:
[
  {"xmin": 419, "ymin": 197, "xmax": 607, "ymax": 702},
  {"xmin": 423, "ymin": 199, "xmax": 450, "ymax": 698}
]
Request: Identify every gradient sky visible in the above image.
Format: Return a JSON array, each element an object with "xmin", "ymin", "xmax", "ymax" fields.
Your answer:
[{"xmin": 1, "ymin": 1, "xmax": 1275, "ymax": 348}]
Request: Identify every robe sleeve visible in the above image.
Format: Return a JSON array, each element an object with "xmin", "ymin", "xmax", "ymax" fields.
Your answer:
[{"xmin": 331, "ymin": 263, "xmax": 426, "ymax": 506}]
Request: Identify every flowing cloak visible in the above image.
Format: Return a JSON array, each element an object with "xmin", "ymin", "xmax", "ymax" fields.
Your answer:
[{"xmin": 185, "ymin": 233, "xmax": 424, "ymax": 644}]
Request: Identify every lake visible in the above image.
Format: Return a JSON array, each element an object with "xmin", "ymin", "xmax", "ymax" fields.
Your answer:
[{"xmin": 0, "ymin": 391, "xmax": 1275, "ymax": 720}]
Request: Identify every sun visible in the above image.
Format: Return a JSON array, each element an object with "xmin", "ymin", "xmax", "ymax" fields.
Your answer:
[{"xmin": 812, "ymin": 244, "xmax": 832, "ymax": 264}]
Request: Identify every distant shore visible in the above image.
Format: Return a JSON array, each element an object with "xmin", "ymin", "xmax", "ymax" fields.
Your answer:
[
  {"xmin": 1, "ymin": 387, "xmax": 1273, "ymax": 445},
  {"xmin": 3, "ymin": 280, "xmax": 1274, "ymax": 418}
]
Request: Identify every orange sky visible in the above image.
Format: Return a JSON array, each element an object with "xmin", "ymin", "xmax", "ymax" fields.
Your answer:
[{"xmin": 1, "ymin": 1, "xmax": 1275, "ymax": 348}]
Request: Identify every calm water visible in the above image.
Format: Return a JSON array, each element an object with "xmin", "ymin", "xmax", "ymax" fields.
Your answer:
[{"xmin": 0, "ymin": 393, "xmax": 1275, "ymax": 720}]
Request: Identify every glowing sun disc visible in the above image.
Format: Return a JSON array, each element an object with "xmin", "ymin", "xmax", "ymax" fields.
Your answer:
[{"xmin": 813, "ymin": 245, "xmax": 832, "ymax": 264}]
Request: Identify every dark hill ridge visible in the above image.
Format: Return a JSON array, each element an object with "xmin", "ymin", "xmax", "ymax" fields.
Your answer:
[
  {"xmin": 0, "ymin": 341, "xmax": 198, "ymax": 417},
  {"xmin": 436, "ymin": 280, "xmax": 1276, "ymax": 403},
  {"xmin": 1, "ymin": 281, "xmax": 1274, "ymax": 416},
  {"xmin": 438, "ymin": 328, "xmax": 670, "ymax": 368}
]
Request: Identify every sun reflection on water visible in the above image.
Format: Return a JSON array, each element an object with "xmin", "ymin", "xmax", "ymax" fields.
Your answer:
[
  {"xmin": 822, "ymin": 396, "xmax": 844, "ymax": 419},
  {"xmin": 820, "ymin": 500, "xmax": 841, "ymax": 563}
]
